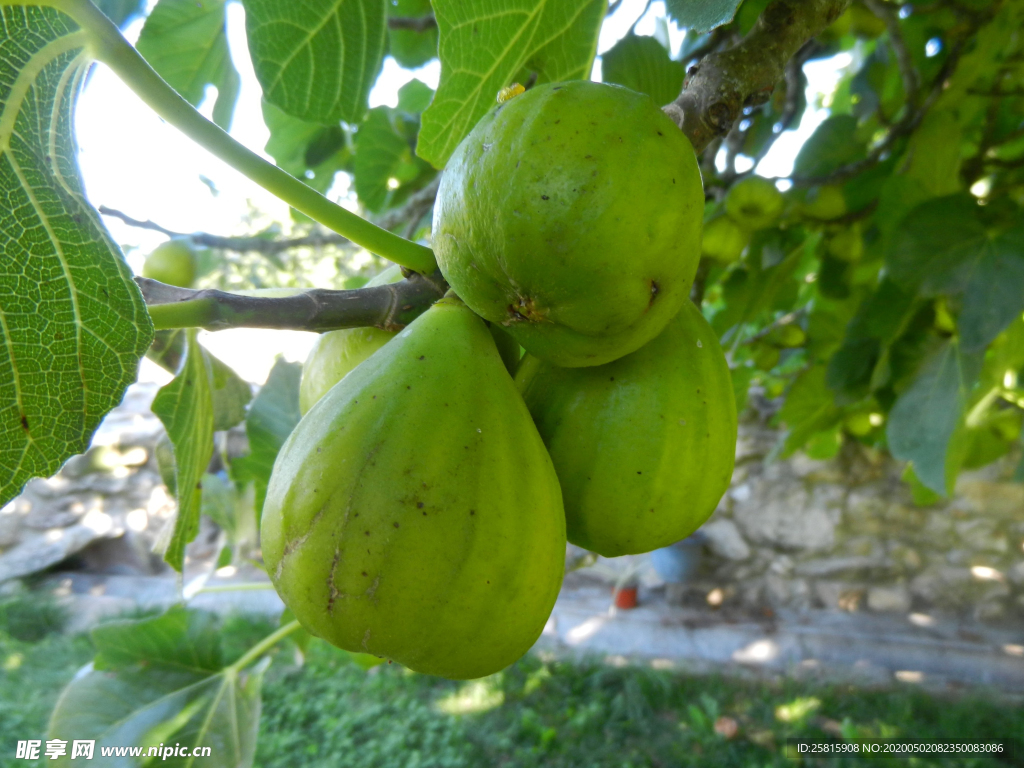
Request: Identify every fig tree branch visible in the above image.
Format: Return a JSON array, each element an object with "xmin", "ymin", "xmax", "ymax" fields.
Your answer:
[
  {"xmin": 139, "ymin": 271, "xmax": 449, "ymax": 332},
  {"xmin": 664, "ymin": 0, "xmax": 852, "ymax": 154}
]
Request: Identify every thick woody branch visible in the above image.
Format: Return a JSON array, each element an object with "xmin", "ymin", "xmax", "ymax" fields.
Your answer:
[
  {"xmin": 139, "ymin": 271, "xmax": 448, "ymax": 332},
  {"xmin": 664, "ymin": 0, "xmax": 851, "ymax": 153}
]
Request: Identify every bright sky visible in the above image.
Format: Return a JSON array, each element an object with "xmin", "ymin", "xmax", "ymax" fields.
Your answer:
[{"xmin": 76, "ymin": 0, "xmax": 848, "ymax": 386}]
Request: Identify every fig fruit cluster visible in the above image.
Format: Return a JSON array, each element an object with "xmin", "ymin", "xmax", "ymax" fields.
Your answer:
[{"xmin": 264, "ymin": 81, "xmax": 736, "ymax": 681}]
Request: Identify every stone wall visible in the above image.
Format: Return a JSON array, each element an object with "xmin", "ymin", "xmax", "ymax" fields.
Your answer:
[{"xmin": 696, "ymin": 409, "xmax": 1024, "ymax": 623}]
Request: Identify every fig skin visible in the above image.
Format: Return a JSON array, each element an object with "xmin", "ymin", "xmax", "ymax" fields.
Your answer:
[
  {"xmin": 262, "ymin": 298, "xmax": 565, "ymax": 680},
  {"xmin": 433, "ymin": 80, "xmax": 704, "ymax": 368},
  {"xmin": 516, "ymin": 299, "xmax": 737, "ymax": 556}
]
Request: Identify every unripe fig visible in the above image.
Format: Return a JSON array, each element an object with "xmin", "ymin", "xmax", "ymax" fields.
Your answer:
[
  {"xmin": 142, "ymin": 238, "xmax": 197, "ymax": 287},
  {"xmin": 725, "ymin": 176, "xmax": 784, "ymax": 230},
  {"xmin": 769, "ymin": 324, "xmax": 807, "ymax": 348},
  {"xmin": 702, "ymin": 216, "xmax": 749, "ymax": 263},
  {"xmin": 434, "ymin": 81, "xmax": 704, "ymax": 367},
  {"xmin": 263, "ymin": 297, "xmax": 565, "ymax": 679},
  {"xmin": 800, "ymin": 185, "xmax": 847, "ymax": 221},
  {"xmin": 827, "ymin": 225, "xmax": 863, "ymax": 262},
  {"xmin": 752, "ymin": 345, "xmax": 780, "ymax": 371},
  {"xmin": 516, "ymin": 299, "xmax": 736, "ymax": 556},
  {"xmin": 299, "ymin": 266, "xmax": 403, "ymax": 415},
  {"xmin": 844, "ymin": 412, "xmax": 874, "ymax": 436}
]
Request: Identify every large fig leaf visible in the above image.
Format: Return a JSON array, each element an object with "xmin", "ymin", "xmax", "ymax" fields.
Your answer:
[
  {"xmin": 793, "ymin": 115, "xmax": 866, "ymax": 180},
  {"xmin": 886, "ymin": 340, "xmax": 983, "ymax": 496},
  {"xmin": 151, "ymin": 331, "xmax": 215, "ymax": 572},
  {"xmin": 417, "ymin": 0, "xmax": 606, "ymax": 168},
  {"xmin": 135, "ymin": 0, "xmax": 240, "ymax": 131},
  {"xmin": 49, "ymin": 607, "xmax": 266, "ymax": 768},
  {"xmin": 242, "ymin": 0, "xmax": 386, "ymax": 124},
  {"xmin": 0, "ymin": 3, "xmax": 153, "ymax": 509},
  {"xmin": 601, "ymin": 33, "xmax": 685, "ymax": 106},
  {"xmin": 887, "ymin": 196, "xmax": 1024, "ymax": 352}
]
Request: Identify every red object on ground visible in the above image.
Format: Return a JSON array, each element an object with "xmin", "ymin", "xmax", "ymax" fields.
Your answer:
[{"xmin": 614, "ymin": 586, "xmax": 638, "ymax": 609}]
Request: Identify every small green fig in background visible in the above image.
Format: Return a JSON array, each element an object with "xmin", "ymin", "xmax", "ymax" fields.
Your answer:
[
  {"xmin": 702, "ymin": 216, "xmax": 750, "ymax": 263},
  {"xmin": 142, "ymin": 238, "xmax": 197, "ymax": 288},
  {"xmin": 827, "ymin": 225, "xmax": 863, "ymax": 262},
  {"xmin": 725, "ymin": 176, "xmax": 784, "ymax": 231},
  {"xmin": 800, "ymin": 185, "xmax": 847, "ymax": 221},
  {"xmin": 299, "ymin": 265, "xmax": 404, "ymax": 415}
]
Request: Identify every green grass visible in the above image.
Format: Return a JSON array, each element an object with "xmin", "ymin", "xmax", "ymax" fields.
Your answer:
[
  {"xmin": 256, "ymin": 641, "xmax": 1024, "ymax": 768},
  {"xmin": 1, "ymin": 610, "xmax": 1021, "ymax": 768}
]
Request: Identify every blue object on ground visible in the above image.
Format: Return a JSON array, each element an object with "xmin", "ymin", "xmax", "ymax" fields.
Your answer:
[{"xmin": 650, "ymin": 532, "xmax": 706, "ymax": 583}]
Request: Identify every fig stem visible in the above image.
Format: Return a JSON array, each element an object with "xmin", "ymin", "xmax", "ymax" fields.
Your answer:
[
  {"xmin": 227, "ymin": 620, "xmax": 302, "ymax": 673},
  {"xmin": 60, "ymin": 0, "xmax": 437, "ymax": 274}
]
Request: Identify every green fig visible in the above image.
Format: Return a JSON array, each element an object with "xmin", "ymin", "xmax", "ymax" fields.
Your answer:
[
  {"xmin": 262, "ymin": 297, "xmax": 565, "ymax": 680},
  {"xmin": 768, "ymin": 324, "xmax": 807, "ymax": 348},
  {"xmin": 702, "ymin": 216, "xmax": 750, "ymax": 263},
  {"xmin": 725, "ymin": 176, "xmax": 784, "ymax": 230},
  {"xmin": 433, "ymin": 80, "xmax": 704, "ymax": 368},
  {"xmin": 826, "ymin": 224, "xmax": 863, "ymax": 262},
  {"xmin": 800, "ymin": 185, "xmax": 847, "ymax": 221},
  {"xmin": 516, "ymin": 299, "xmax": 737, "ymax": 557},
  {"xmin": 299, "ymin": 265, "xmax": 404, "ymax": 415},
  {"xmin": 142, "ymin": 238, "xmax": 197, "ymax": 287},
  {"xmin": 844, "ymin": 412, "xmax": 874, "ymax": 437}
]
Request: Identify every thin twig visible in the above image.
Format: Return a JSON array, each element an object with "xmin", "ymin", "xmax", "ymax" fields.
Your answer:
[
  {"xmin": 788, "ymin": 40, "xmax": 965, "ymax": 186},
  {"xmin": 100, "ymin": 206, "xmax": 352, "ymax": 253},
  {"xmin": 102, "ymin": 178, "xmax": 440, "ymax": 255},
  {"xmin": 863, "ymin": 0, "xmax": 919, "ymax": 108},
  {"xmin": 690, "ymin": 260, "xmax": 712, "ymax": 306},
  {"xmin": 387, "ymin": 16, "xmax": 436, "ymax": 32}
]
